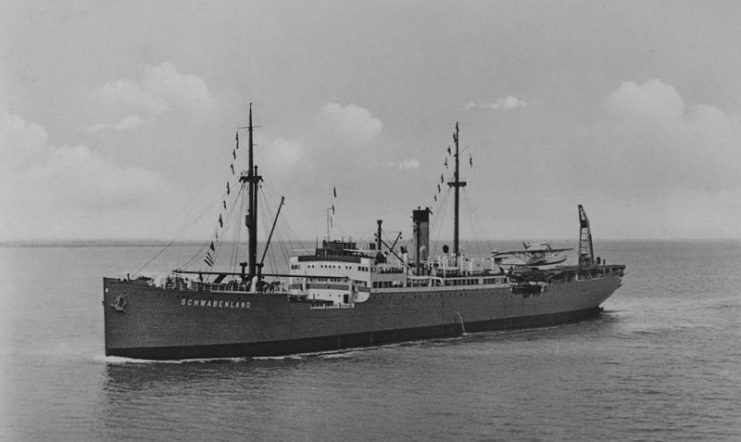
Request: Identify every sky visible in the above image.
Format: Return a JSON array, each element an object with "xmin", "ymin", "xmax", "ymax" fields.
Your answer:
[{"xmin": 2, "ymin": 0, "xmax": 741, "ymax": 244}]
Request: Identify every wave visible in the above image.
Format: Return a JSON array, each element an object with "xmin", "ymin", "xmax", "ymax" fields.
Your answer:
[{"xmin": 101, "ymin": 355, "xmax": 249, "ymax": 365}]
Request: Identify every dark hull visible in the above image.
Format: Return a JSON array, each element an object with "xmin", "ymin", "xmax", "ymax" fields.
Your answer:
[
  {"xmin": 104, "ymin": 273, "xmax": 622, "ymax": 360},
  {"xmin": 110, "ymin": 306, "xmax": 601, "ymax": 360}
]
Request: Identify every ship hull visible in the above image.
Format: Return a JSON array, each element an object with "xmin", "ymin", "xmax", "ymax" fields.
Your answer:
[
  {"xmin": 107, "ymin": 307, "xmax": 601, "ymax": 360},
  {"xmin": 104, "ymin": 274, "xmax": 622, "ymax": 360}
]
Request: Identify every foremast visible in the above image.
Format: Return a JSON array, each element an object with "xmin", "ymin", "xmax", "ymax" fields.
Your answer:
[{"xmin": 239, "ymin": 103, "xmax": 263, "ymax": 278}]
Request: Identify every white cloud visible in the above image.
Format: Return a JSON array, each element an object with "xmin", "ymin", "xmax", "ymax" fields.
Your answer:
[
  {"xmin": 603, "ymin": 79, "xmax": 684, "ymax": 123},
  {"xmin": 0, "ymin": 110, "xmax": 49, "ymax": 174},
  {"xmin": 319, "ymin": 102, "xmax": 383, "ymax": 146},
  {"xmin": 264, "ymin": 138, "xmax": 304, "ymax": 168},
  {"xmin": 88, "ymin": 63, "xmax": 216, "ymax": 132},
  {"xmin": 25, "ymin": 144, "xmax": 167, "ymax": 209},
  {"xmin": 85, "ymin": 114, "xmax": 148, "ymax": 133},
  {"xmin": 96, "ymin": 78, "xmax": 171, "ymax": 117},
  {"xmin": 593, "ymin": 79, "xmax": 741, "ymax": 193},
  {"xmin": 142, "ymin": 63, "xmax": 216, "ymax": 115},
  {"xmin": 465, "ymin": 96, "xmax": 528, "ymax": 110},
  {"xmin": 0, "ymin": 110, "xmax": 171, "ymax": 240},
  {"xmin": 551, "ymin": 79, "xmax": 741, "ymax": 238},
  {"xmin": 386, "ymin": 158, "xmax": 420, "ymax": 170}
]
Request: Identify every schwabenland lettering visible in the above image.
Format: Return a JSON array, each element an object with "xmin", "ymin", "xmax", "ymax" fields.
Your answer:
[{"xmin": 181, "ymin": 298, "xmax": 251, "ymax": 309}]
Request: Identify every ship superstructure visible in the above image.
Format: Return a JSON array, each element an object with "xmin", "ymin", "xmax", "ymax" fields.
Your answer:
[{"xmin": 103, "ymin": 109, "xmax": 625, "ymax": 360}]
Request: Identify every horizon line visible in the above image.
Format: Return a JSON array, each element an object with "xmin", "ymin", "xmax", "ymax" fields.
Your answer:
[{"xmin": 2, "ymin": 237, "xmax": 740, "ymax": 248}]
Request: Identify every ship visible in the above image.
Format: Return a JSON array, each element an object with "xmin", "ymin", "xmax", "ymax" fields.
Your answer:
[{"xmin": 103, "ymin": 106, "xmax": 625, "ymax": 360}]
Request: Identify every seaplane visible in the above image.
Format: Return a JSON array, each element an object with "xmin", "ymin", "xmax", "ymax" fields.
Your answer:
[{"xmin": 492, "ymin": 242, "xmax": 572, "ymax": 267}]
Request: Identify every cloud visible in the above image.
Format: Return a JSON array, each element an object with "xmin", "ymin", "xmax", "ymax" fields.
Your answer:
[
  {"xmin": 603, "ymin": 79, "xmax": 684, "ymax": 123},
  {"xmin": 85, "ymin": 114, "xmax": 148, "ymax": 133},
  {"xmin": 319, "ymin": 102, "xmax": 383, "ymax": 146},
  {"xmin": 0, "ymin": 110, "xmax": 171, "ymax": 240},
  {"xmin": 255, "ymin": 103, "xmax": 386, "ymax": 178},
  {"xmin": 464, "ymin": 96, "xmax": 528, "ymax": 110},
  {"xmin": 25, "ymin": 144, "xmax": 167, "ymax": 209},
  {"xmin": 0, "ymin": 110, "xmax": 49, "ymax": 174},
  {"xmin": 142, "ymin": 63, "xmax": 216, "ymax": 115},
  {"xmin": 386, "ymin": 158, "xmax": 420, "ymax": 170},
  {"xmin": 263, "ymin": 138, "xmax": 304, "ymax": 168},
  {"xmin": 95, "ymin": 78, "xmax": 171, "ymax": 117},
  {"xmin": 88, "ymin": 63, "xmax": 216, "ymax": 132},
  {"xmin": 591, "ymin": 79, "xmax": 741, "ymax": 193},
  {"xmin": 545, "ymin": 78, "xmax": 741, "ymax": 238}
]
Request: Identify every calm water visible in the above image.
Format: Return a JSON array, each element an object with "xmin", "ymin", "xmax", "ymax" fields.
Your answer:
[{"xmin": 1, "ymin": 241, "xmax": 740, "ymax": 441}]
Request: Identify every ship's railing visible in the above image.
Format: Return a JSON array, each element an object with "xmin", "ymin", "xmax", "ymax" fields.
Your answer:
[
  {"xmin": 427, "ymin": 256, "xmax": 494, "ymax": 275},
  {"xmin": 406, "ymin": 277, "xmax": 443, "ymax": 287},
  {"xmin": 512, "ymin": 265, "xmax": 624, "ymax": 285},
  {"xmin": 154, "ymin": 276, "xmax": 286, "ymax": 293},
  {"xmin": 309, "ymin": 303, "xmax": 356, "ymax": 310},
  {"xmin": 373, "ymin": 265, "xmax": 405, "ymax": 274},
  {"xmin": 406, "ymin": 275, "xmax": 508, "ymax": 287},
  {"xmin": 575, "ymin": 265, "xmax": 624, "ymax": 281}
]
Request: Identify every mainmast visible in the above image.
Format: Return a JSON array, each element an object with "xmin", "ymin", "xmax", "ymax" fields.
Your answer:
[
  {"xmin": 447, "ymin": 122, "xmax": 466, "ymax": 258},
  {"xmin": 239, "ymin": 104, "xmax": 262, "ymax": 278}
]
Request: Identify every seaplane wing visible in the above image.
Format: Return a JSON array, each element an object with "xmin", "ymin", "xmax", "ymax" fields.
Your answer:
[
  {"xmin": 492, "ymin": 247, "xmax": 572, "ymax": 256},
  {"xmin": 492, "ymin": 247, "xmax": 573, "ymax": 266}
]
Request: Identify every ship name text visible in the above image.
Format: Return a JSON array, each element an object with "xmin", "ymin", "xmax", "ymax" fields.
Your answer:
[{"xmin": 181, "ymin": 298, "xmax": 251, "ymax": 309}]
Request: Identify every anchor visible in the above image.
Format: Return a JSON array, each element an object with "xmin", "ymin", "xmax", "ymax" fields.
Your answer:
[{"xmin": 111, "ymin": 296, "xmax": 127, "ymax": 312}]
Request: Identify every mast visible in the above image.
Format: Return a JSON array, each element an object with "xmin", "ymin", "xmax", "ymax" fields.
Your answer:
[
  {"xmin": 239, "ymin": 103, "xmax": 262, "ymax": 278},
  {"xmin": 447, "ymin": 122, "xmax": 466, "ymax": 258}
]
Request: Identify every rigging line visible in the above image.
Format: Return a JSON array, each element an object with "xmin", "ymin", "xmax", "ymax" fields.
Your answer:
[
  {"xmin": 135, "ymin": 192, "xmax": 227, "ymax": 274},
  {"xmin": 462, "ymin": 188, "xmax": 493, "ymax": 255},
  {"xmin": 230, "ymin": 186, "xmax": 246, "ymax": 272},
  {"xmin": 227, "ymin": 187, "xmax": 238, "ymax": 271},
  {"xmin": 272, "ymin": 205, "xmax": 290, "ymax": 261},
  {"xmin": 263, "ymin": 183, "xmax": 303, "ymax": 267},
  {"xmin": 260, "ymin": 184, "xmax": 293, "ymax": 268},
  {"xmin": 275, "ymin": 227, "xmax": 291, "ymax": 272},
  {"xmin": 271, "ymin": 224, "xmax": 286, "ymax": 273},
  {"xmin": 226, "ymin": 190, "xmax": 237, "ymax": 272},
  {"xmin": 269, "ymin": 207, "xmax": 288, "ymax": 269},
  {"xmin": 429, "ymin": 191, "xmax": 447, "ymax": 253},
  {"xmin": 280, "ymin": 213, "xmax": 299, "ymax": 263},
  {"xmin": 268, "ymin": 211, "xmax": 282, "ymax": 274},
  {"xmin": 180, "ymin": 185, "xmax": 239, "ymax": 271},
  {"xmin": 262, "ymin": 192, "xmax": 287, "ymax": 273},
  {"xmin": 430, "ymin": 189, "xmax": 452, "ymax": 256},
  {"xmin": 260, "ymin": 189, "xmax": 285, "ymax": 275},
  {"xmin": 258, "ymin": 189, "xmax": 274, "ymax": 272},
  {"xmin": 188, "ymin": 183, "xmax": 241, "ymax": 270},
  {"xmin": 460, "ymin": 188, "xmax": 481, "ymax": 257},
  {"xmin": 238, "ymin": 188, "xmax": 247, "ymax": 271},
  {"xmin": 261, "ymin": 185, "xmax": 287, "ymax": 245},
  {"xmin": 460, "ymin": 188, "xmax": 476, "ymax": 256}
]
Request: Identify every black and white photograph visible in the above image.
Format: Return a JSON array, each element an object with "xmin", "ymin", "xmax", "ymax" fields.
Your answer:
[{"xmin": 1, "ymin": 1, "xmax": 740, "ymax": 440}]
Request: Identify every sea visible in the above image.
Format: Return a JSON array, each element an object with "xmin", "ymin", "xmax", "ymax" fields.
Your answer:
[{"xmin": 1, "ymin": 240, "xmax": 740, "ymax": 441}]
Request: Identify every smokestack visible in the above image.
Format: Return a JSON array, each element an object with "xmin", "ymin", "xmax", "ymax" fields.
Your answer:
[
  {"xmin": 376, "ymin": 220, "xmax": 383, "ymax": 251},
  {"xmin": 413, "ymin": 207, "xmax": 431, "ymax": 276}
]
